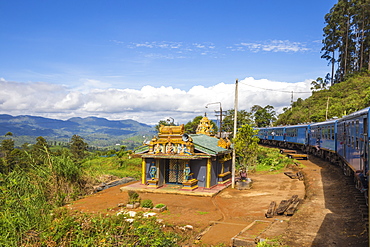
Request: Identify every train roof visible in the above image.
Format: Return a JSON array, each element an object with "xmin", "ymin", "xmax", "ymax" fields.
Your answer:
[
  {"xmin": 255, "ymin": 106, "xmax": 370, "ymax": 128},
  {"xmin": 284, "ymin": 124, "xmax": 309, "ymax": 128},
  {"xmin": 338, "ymin": 107, "xmax": 370, "ymax": 121},
  {"xmin": 309, "ymin": 118, "xmax": 338, "ymax": 127},
  {"xmin": 255, "ymin": 124, "xmax": 309, "ymax": 129}
]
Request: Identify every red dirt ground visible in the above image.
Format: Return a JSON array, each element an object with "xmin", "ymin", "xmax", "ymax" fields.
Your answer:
[{"xmin": 67, "ymin": 155, "xmax": 369, "ymax": 246}]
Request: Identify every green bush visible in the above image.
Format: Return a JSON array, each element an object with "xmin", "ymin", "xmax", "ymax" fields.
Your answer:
[
  {"xmin": 141, "ymin": 199, "xmax": 154, "ymax": 208},
  {"xmin": 256, "ymin": 146, "xmax": 298, "ymax": 172},
  {"xmin": 154, "ymin": 203, "xmax": 166, "ymax": 208},
  {"xmin": 127, "ymin": 190, "xmax": 140, "ymax": 204}
]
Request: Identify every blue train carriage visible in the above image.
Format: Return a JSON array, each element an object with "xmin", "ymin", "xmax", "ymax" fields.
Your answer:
[
  {"xmin": 284, "ymin": 124, "xmax": 310, "ymax": 151},
  {"xmin": 307, "ymin": 119, "xmax": 338, "ymax": 163},
  {"xmin": 336, "ymin": 107, "xmax": 369, "ymax": 192},
  {"xmin": 256, "ymin": 126, "xmax": 286, "ymax": 147},
  {"xmin": 255, "ymin": 127, "xmax": 267, "ymax": 140}
]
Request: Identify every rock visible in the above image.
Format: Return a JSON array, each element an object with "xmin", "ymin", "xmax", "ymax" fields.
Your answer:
[
  {"xmin": 236, "ymin": 179, "xmax": 253, "ymax": 190},
  {"xmin": 127, "ymin": 211, "xmax": 137, "ymax": 217},
  {"xmin": 143, "ymin": 212, "xmax": 157, "ymax": 218},
  {"xmin": 184, "ymin": 225, "xmax": 193, "ymax": 230},
  {"xmin": 125, "ymin": 218, "xmax": 135, "ymax": 223}
]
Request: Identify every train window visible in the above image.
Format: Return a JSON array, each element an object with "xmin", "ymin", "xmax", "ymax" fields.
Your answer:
[
  {"xmin": 348, "ymin": 134, "xmax": 351, "ymax": 146},
  {"xmin": 332, "ymin": 127, "xmax": 335, "ymax": 140},
  {"xmin": 356, "ymin": 137, "xmax": 359, "ymax": 150}
]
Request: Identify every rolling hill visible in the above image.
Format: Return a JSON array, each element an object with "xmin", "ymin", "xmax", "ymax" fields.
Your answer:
[{"xmin": 0, "ymin": 114, "xmax": 156, "ymax": 149}]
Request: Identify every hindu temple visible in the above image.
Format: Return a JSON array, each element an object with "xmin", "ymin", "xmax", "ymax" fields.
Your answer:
[{"xmin": 134, "ymin": 115, "xmax": 232, "ymax": 190}]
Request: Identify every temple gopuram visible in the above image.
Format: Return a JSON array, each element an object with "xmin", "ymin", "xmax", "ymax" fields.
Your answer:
[{"xmin": 135, "ymin": 115, "xmax": 232, "ymax": 190}]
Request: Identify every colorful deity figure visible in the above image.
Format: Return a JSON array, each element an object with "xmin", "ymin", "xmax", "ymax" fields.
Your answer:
[
  {"xmin": 149, "ymin": 162, "xmax": 157, "ymax": 180},
  {"xmin": 183, "ymin": 164, "xmax": 191, "ymax": 181},
  {"xmin": 183, "ymin": 144, "xmax": 192, "ymax": 155},
  {"xmin": 166, "ymin": 142, "xmax": 174, "ymax": 154},
  {"xmin": 177, "ymin": 144, "xmax": 183, "ymax": 154}
]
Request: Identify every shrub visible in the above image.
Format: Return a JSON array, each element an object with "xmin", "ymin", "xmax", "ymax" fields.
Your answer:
[
  {"xmin": 141, "ymin": 199, "xmax": 154, "ymax": 208},
  {"xmin": 154, "ymin": 203, "xmax": 166, "ymax": 208},
  {"xmin": 127, "ymin": 190, "xmax": 140, "ymax": 204}
]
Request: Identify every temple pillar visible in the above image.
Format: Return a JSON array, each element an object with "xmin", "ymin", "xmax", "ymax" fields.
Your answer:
[
  {"xmin": 141, "ymin": 159, "xmax": 146, "ymax": 184},
  {"xmin": 206, "ymin": 158, "xmax": 211, "ymax": 188}
]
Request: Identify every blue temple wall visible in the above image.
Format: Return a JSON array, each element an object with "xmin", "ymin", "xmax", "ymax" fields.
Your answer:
[{"xmin": 190, "ymin": 160, "xmax": 206, "ymax": 187}]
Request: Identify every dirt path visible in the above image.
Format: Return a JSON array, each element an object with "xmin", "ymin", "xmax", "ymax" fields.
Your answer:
[
  {"xmin": 282, "ymin": 156, "xmax": 368, "ymax": 247},
  {"xmin": 67, "ymin": 155, "xmax": 369, "ymax": 246}
]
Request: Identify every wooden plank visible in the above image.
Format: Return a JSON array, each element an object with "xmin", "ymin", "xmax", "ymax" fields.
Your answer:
[
  {"xmin": 297, "ymin": 171, "xmax": 304, "ymax": 181},
  {"xmin": 285, "ymin": 199, "xmax": 300, "ymax": 216},
  {"xmin": 290, "ymin": 195, "xmax": 299, "ymax": 203},
  {"xmin": 276, "ymin": 195, "xmax": 299, "ymax": 215},
  {"xmin": 286, "ymin": 153, "xmax": 308, "ymax": 160},
  {"xmin": 275, "ymin": 200, "xmax": 291, "ymax": 215},
  {"xmin": 280, "ymin": 149, "xmax": 297, "ymax": 154},
  {"xmin": 265, "ymin": 201, "xmax": 276, "ymax": 218},
  {"xmin": 284, "ymin": 172, "xmax": 297, "ymax": 179}
]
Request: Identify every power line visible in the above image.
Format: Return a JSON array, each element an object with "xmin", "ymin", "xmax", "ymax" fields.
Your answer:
[{"xmin": 240, "ymin": 81, "xmax": 312, "ymax": 94}]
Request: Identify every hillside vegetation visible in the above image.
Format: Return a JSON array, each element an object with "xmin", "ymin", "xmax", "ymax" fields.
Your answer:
[
  {"xmin": 0, "ymin": 115, "xmax": 155, "ymax": 149},
  {"xmin": 276, "ymin": 73, "xmax": 370, "ymax": 125}
]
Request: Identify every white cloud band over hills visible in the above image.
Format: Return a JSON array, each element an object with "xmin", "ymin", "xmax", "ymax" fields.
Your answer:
[{"xmin": 0, "ymin": 77, "xmax": 313, "ymax": 125}]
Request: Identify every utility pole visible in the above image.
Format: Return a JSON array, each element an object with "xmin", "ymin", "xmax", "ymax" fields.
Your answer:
[
  {"xmin": 205, "ymin": 102, "xmax": 223, "ymax": 137},
  {"xmin": 214, "ymin": 108, "xmax": 223, "ymax": 137},
  {"xmin": 231, "ymin": 79, "xmax": 238, "ymax": 189},
  {"xmin": 326, "ymin": 97, "xmax": 330, "ymax": 120},
  {"xmin": 291, "ymin": 91, "xmax": 293, "ymax": 105}
]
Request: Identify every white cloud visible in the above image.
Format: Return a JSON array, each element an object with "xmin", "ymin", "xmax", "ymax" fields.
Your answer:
[
  {"xmin": 0, "ymin": 78, "xmax": 313, "ymax": 125},
  {"xmin": 128, "ymin": 41, "xmax": 183, "ymax": 50},
  {"xmin": 230, "ymin": 40, "xmax": 309, "ymax": 53}
]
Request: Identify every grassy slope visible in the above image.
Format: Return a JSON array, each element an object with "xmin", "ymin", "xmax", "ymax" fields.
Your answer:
[{"xmin": 276, "ymin": 73, "xmax": 370, "ymax": 125}]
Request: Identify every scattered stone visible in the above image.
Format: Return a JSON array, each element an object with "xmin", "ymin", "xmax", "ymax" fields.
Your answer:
[
  {"xmin": 156, "ymin": 219, "xmax": 164, "ymax": 224},
  {"xmin": 184, "ymin": 225, "xmax": 193, "ymax": 230},
  {"xmin": 143, "ymin": 212, "xmax": 157, "ymax": 218},
  {"xmin": 127, "ymin": 211, "xmax": 137, "ymax": 217},
  {"xmin": 236, "ymin": 178, "xmax": 253, "ymax": 190}
]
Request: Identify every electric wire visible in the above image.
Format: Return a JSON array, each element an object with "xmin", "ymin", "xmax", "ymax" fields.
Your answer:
[{"xmin": 239, "ymin": 81, "xmax": 312, "ymax": 94}]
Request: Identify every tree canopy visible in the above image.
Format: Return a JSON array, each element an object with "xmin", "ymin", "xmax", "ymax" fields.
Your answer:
[
  {"xmin": 251, "ymin": 105, "xmax": 277, "ymax": 127},
  {"xmin": 233, "ymin": 124, "xmax": 260, "ymax": 170},
  {"xmin": 70, "ymin": 134, "xmax": 89, "ymax": 161},
  {"xmin": 321, "ymin": 0, "xmax": 370, "ymax": 84}
]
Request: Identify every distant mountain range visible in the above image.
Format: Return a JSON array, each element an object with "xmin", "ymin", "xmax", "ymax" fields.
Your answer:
[{"xmin": 0, "ymin": 114, "xmax": 156, "ymax": 148}]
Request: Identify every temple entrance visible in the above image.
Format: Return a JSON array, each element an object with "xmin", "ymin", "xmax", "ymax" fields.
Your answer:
[{"xmin": 166, "ymin": 159, "xmax": 184, "ymax": 184}]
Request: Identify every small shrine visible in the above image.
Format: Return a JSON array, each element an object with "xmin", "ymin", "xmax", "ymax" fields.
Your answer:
[
  {"xmin": 196, "ymin": 114, "xmax": 215, "ymax": 136},
  {"xmin": 135, "ymin": 115, "xmax": 232, "ymax": 190}
]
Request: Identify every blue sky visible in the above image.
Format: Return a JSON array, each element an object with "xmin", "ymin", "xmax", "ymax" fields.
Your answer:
[{"xmin": 0, "ymin": 0, "xmax": 337, "ymax": 125}]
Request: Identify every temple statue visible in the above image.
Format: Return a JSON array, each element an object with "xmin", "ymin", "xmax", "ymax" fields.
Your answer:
[{"xmin": 196, "ymin": 114, "xmax": 215, "ymax": 136}]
